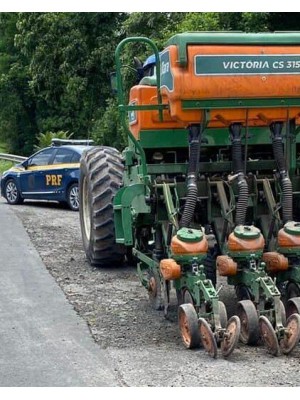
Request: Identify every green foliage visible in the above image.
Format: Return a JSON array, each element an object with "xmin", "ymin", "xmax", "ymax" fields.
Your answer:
[
  {"xmin": 122, "ymin": 12, "xmax": 184, "ymax": 48},
  {"xmin": 0, "ymin": 141, "xmax": 15, "ymax": 173},
  {"xmin": 34, "ymin": 130, "xmax": 73, "ymax": 151},
  {"xmin": 0, "ymin": 159, "xmax": 14, "ymax": 173},
  {"xmin": 92, "ymin": 98, "xmax": 126, "ymax": 150},
  {"xmin": 0, "ymin": 13, "xmax": 37, "ymax": 156},
  {"xmin": 170, "ymin": 12, "xmax": 269, "ymax": 33},
  {"xmin": 15, "ymin": 12, "xmax": 126, "ymax": 139},
  {"xmin": 0, "ymin": 12, "xmax": 299, "ymax": 156},
  {"xmin": 174, "ymin": 12, "xmax": 221, "ymax": 32},
  {"xmin": 239, "ymin": 13, "xmax": 269, "ymax": 32}
]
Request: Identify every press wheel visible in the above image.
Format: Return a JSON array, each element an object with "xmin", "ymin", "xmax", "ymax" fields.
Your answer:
[
  {"xmin": 176, "ymin": 289, "xmax": 183, "ymax": 306},
  {"xmin": 215, "ymin": 301, "xmax": 228, "ymax": 348},
  {"xmin": 221, "ymin": 316, "xmax": 241, "ymax": 358},
  {"xmin": 218, "ymin": 301, "xmax": 228, "ymax": 328},
  {"xmin": 286, "ymin": 282, "xmax": 300, "ymax": 300},
  {"xmin": 182, "ymin": 289, "xmax": 194, "ymax": 305},
  {"xmin": 259, "ymin": 315, "xmax": 280, "ymax": 356},
  {"xmin": 280, "ymin": 313, "xmax": 300, "ymax": 355},
  {"xmin": 235, "ymin": 284, "xmax": 252, "ymax": 301},
  {"xmin": 286, "ymin": 297, "xmax": 300, "ymax": 318},
  {"xmin": 198, "ymin": 317, "xmax": 217, "ymax": 358},
  {"xmin": 237, "ymin": 300, "xmax": 259, "ymax": 345},
  {"xmin": 279, "ymin": 300, "xmax": 287, "ymax": 326},
  {"xmin": 148, "ymin": 269, "xmax": 163, "ymax": 311},
  {"xmin": 178, "ymin": 304, "xmax": 201, "ymax": 349}
]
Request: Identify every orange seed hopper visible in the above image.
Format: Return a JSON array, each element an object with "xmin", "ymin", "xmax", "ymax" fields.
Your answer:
[{"xmin": 159, "ymin": 32, "xmax": 300, "ymax": 128}]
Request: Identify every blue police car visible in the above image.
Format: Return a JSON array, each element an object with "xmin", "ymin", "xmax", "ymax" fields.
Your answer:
[{"xmin": 0, "ymin": 139, "xmax": 94, "ymax": 211}]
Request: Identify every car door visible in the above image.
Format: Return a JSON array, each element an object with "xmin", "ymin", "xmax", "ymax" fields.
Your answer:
[
  {"xmin": 19, "ymin": 148, "xmax": 55, "ymax": 198},
  {"xmin": 49, "ymin": 148, "xmax": 80, "ymax": 198}
]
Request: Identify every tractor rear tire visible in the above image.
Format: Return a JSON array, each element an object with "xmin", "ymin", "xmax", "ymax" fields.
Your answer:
[{"xmin": 79, "ymin": 146, "xmax": 125, "ymax": 266}]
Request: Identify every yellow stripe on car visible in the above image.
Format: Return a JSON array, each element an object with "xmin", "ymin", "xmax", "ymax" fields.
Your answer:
[{"xmin": 27, "ymin": 163, "xmax": 80, "ymax": 171}]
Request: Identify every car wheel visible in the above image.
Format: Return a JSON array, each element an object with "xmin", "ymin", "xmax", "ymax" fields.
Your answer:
[
  {"xmin": 4, "ymin": 179, "xmax": 24, "ymax": 205},
  {"xmin": 67, "ymin": 182, "xmax": 79, "ymax": 211}
]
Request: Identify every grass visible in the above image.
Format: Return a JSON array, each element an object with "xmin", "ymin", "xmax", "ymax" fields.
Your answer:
[
  {"xmin": 0, "ymin": 142, "xmax": 17, "ymax": 174},
  {"xmin": 0, "ymin": 160, "xmax": 14, "ymax": 174}
]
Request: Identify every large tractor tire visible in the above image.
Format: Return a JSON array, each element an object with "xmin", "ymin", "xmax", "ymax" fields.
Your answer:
[{"xmin": 79, "ymin": 146, "xmax": 125, "ymax": 266}]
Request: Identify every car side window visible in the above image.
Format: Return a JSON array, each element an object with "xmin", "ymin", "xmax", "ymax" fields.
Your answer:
[
  {"xmin": 28, "ymin": 149, "xmax": 54, "ymax": 167},
  {"xmin": 52, "ymin": 148, "xmax": 76, "ymax": 164},
  {"xmin": 71, "ymin": 152, "xmax": 81, "ymax": 163}
]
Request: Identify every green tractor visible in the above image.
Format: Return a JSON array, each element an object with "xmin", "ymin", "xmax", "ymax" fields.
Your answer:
[{"xmin": 79, "ymin": 32, "xmax": 300, "ymax": 357}]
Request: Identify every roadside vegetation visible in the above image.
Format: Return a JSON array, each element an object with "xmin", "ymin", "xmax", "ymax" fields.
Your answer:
[
  {"xmin": 0, "ymin": 142, "xmax": 15, "ymax": 173},
  {"xmin": 0, "ymin": 12, "xmax": 298, "ymax": 156}
]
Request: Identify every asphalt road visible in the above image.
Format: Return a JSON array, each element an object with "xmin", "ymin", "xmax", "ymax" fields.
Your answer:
[{"xmin": 0, "ymin": 201, "xmax": 120, "ymax": 387}]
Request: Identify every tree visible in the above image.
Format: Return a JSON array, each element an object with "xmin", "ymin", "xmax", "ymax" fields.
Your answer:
[
  {"xmin": 0, "ymin": 13, "xmax": 37, "ymax": 155},
  {"xmin": 92, "ymin": 97, "xmax": 126, "ymax": 150},
  {"xmin": 268, "ymin": 13, "xmax": 300, "ymax": 31},
  {"xmin": 172, "ymin": 12, "xmax": 269, "ymax": 33},
  {"xmin": 0, "ymin": 12, "xmax": 300, "ymax": 156},
  {"xmin": 34, "ymin": 130, "xmax": 73, "ymax": 151},
  {"xmin": 15, "ymin": 12, "xmax": 126, "ymax": 142}
]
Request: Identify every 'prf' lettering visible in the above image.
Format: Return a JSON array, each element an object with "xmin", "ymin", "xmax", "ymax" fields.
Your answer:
[{"xmin": 46, "ymin": 175, "xmax": 62, "ymax": 186}]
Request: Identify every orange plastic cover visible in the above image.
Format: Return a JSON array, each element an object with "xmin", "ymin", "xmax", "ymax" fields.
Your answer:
[
  {"xmin": 160, "ymin": 259, "xmax": 181, "ymax": 280},
  {"xmin": 262, "ymin": 252, "xmax": 289, "ymax": 272},
  {"xmin": 228, "ymin": 231, "xmax": 265, "ymax": 251},
  {"xmin": 160, "ymin": 45, "xmax": 300, "ymax": 126},
  {"xmin": 216, "ymin": 255, "xmax": 237, "ymax": 276},
  {"xmin": 171, "ymin": 235, "xmax": 208, "ymax": 255},
  {"xmin": 278, "ymin": 228, "xmax": 300, "ymax": 247},
  {"xmin": 128, "ymin": 85, "xmax": 185, "ymax": 139}
]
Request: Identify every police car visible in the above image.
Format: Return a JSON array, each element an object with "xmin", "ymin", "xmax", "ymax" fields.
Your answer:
[{"xmin": 0, "ymin": 139, "xmax": 94, "ymax": 211}]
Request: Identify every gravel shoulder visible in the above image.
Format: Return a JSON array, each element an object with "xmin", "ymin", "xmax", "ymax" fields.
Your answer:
[{"xmin": 7, "ymin": 197, "xmax": 300, "ymax": 387}]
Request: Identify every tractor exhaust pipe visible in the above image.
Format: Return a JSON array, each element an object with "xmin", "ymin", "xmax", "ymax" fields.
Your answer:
[
  {"xmin": 270, "ymin": 122, "xmax": 293, "ymax": 224},
  {"xmin": 229, "ymin": 123, "xmax": 249, "ymax": 226}
]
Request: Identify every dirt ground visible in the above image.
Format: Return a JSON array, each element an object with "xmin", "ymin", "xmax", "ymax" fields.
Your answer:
[{"xmin": 8, "ymin": 198, "xmax": 300, "ymax": 387}]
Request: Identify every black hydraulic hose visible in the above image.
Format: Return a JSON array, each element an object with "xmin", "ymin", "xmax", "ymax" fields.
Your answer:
[
  {"xmin": 180, "ymin": 184, "xmax": 198, "ymax": 228},
  {"xmin": 153, "ymin": 225, "xmax": 164, "ymax": 261},
  {"xmin": 272, "ymin": 137, "xmax": 286, "ymax": 172},
  {"xmin": 235, "ymin": 178, "xmax": 249, "ymax": 226},
  {"xmin": 231, "ymin": 135, "xmax": 244, "ymax": 174},
  {"xmin": 281, "ymin": 177, "xmax": 293, "ymax": 223},
  {"xmin": 180, "ymin": 124, "xmax": 201, "ymax": 228},
  {"xmin": 229, "ymin": 123, "xmax": 248, "ymax": 226},
  {"xmin": 270, "ymin": 122, "xmax": 293, "ymax": 223}
]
